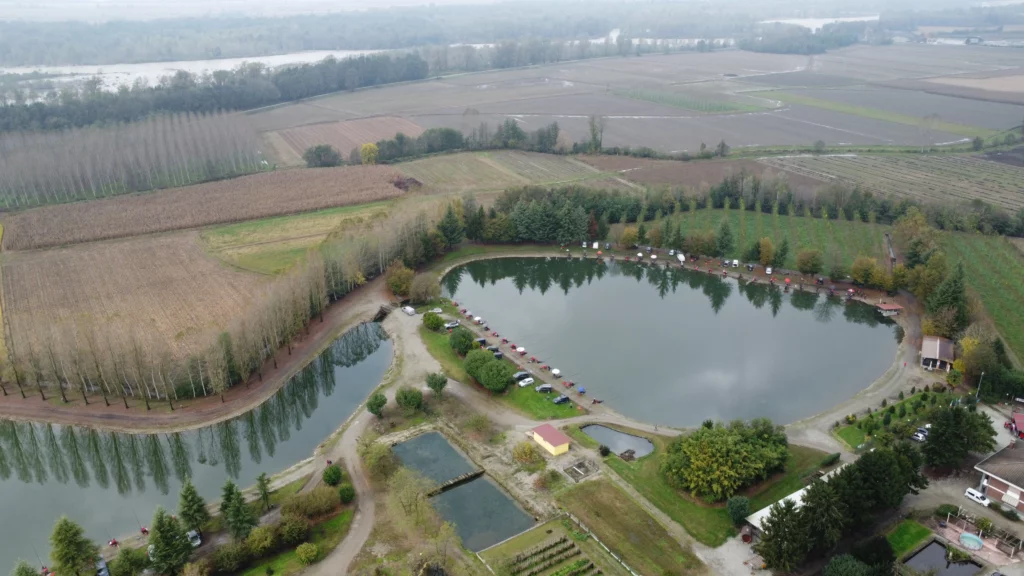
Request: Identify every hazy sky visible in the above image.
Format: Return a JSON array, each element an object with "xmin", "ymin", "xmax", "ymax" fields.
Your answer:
[{"xmin": 0, "ymin": 0, "xmax": 507, "ymax": 22}]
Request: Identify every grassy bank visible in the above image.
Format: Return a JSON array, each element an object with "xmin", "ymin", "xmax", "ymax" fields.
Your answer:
[
  {"xmin": 602, "ymin": 426, "xmax": 827, "ymax": 547},
  {"xmin": 557, "ymin": 479, "xmax": 705, "ymax": 575},
  {"xmin": 886, "ymin": 519, "xmax": 932, "ymax": 558},
  {"xmin": 500, "ymin": 384, "xmax": 581, "ymax": 419},
  {"xmin": 240, "ymin": 510, "xmax": 354, "ymax": 576},
  {"xmin": 418, "ymin": 326, "xmax": 470, "ymax": 383}
]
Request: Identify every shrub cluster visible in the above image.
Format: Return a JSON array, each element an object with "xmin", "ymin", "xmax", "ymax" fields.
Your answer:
[{"xmin": 280, "ymin": 486, "xmax": 341, "ymax": 520}]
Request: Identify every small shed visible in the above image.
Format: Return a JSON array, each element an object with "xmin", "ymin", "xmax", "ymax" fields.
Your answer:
[
  {"xmin": 530, "ymin": 423, "xmax": 572, "ymax": 456},
  {"xmin": 921, "ymin": 336, "xmax": 955, "ymax": 372},
  {"xmin": 876, "ymin": 303, "xmax": 903, "ymax": 317}
]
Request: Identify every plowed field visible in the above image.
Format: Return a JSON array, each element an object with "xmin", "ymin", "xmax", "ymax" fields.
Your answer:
[
  {"xmin": 270, "ymin": 116, "xmax": 425, "ymax": 166},
  {"xmin": 2, "ymin": 165, "xmax": 403, "ymax": 250},
  {"xmin": 1, "ymin": 232, "xmax": 265, "ymax": 358},
  {"xmin": 398, "ymin": 151, "xmax": 602, "ymax": 193}
]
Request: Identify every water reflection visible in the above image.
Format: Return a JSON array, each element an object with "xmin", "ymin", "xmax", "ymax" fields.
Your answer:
[
  {"xmin": 444, "ymin": 258, "xmax": 899, "ymax": 428},
  {"xmin": 0, "ymin": 323, "xmax": 387, "ymax": 495},
  {"xmin": 0, "ymin": 322, "xmax": 391, "ymax": 571}
]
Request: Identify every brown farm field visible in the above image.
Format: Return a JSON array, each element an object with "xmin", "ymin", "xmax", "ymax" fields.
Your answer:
[
  {"xmin": 759, "ymin": 154, "xmax": 1024, "ymax": 211},
  {"xmin": 269, "ymin": 116, "xmax": 425, "ymax": 166},
  {"xmin": 579, "ymin": 156, "xmax": 827, "ymax": 196},
  {"xmin": 397, "ymin": 151, "xmax": 603, "ymax": 193},
  {"xmin": 0, "ymin": 232, "xmax": 265, "ymax": 358},
  {"xmin": 2, "ymin": 165, "xmax": 403, "ymax": 251}
]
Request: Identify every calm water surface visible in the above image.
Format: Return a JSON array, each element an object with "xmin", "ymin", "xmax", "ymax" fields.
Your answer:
[
  {"xmin": 394, "ymin": 431, "xmax": 534, "ymax": 551},
  {"xmin": 905, "ymin": 542, "xmax": 982, "ymax": 575},
  {"xmin": 444, "ymin": 258, "xmax": 899, "ymax": 427},
  {"xmin": 581, "ymin": 425, "xmax": 654, "ymax": 458},
  {"xmin": 0, "ymin": 322, "xmax": 390, "ymax": 571}
]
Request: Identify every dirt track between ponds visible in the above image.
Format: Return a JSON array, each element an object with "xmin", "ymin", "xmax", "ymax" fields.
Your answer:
[{"xmin": 0, "ymin": 278, "xmax": 391, "ymax": 434}]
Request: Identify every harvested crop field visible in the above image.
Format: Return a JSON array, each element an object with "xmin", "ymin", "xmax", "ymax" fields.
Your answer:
[
  {"xmin": 270, "ymin": 116, "xmax": 425, "ymax": 166},
  {"xmin": 759, "ymin": 154, "xmax": 1024, "ymax": 211},
  {"xmin": 2, "ymin": 166, "xmax": 403, "ymax": 251},
  {"xmin": 397, "ymin": 151, "xmax": 602, "ymax": 193},
  {"xmin": 579, "ymin": 156, "xmax": 826, "ymax": 196},
  {"xmin": 928, "ymin": 74, "xmax": 1024, "ymax": 94},
  {"xmin": 1, "ymin": 232, "xmax": 265, "ymax": 358}
]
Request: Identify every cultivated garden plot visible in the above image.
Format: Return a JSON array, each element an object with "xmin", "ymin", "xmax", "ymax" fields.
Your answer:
[
  {"xmin": 271, "ymin": 116, "xmax": 426, "ymax": 166},
  {"xmin": 1, "ymin": 165, "xmax": 403, "ymax": 251},
  {"xmin": 760, "ymin": 155, "xmax": 1024, "ymax": 212},
  {"xmin": 0, "ymin": 232, "xmax": 266, "ymax": 359},
  {"xmin": 479, "ymin": 518, "xmax": 631, "ymax": 576}
]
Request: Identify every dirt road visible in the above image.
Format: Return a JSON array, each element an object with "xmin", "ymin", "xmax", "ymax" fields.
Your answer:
[{"xmin": 0, "ymin": 279, "xmax": 391, "ymax": 434}]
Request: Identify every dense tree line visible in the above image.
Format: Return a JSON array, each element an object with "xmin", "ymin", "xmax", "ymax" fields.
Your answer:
[
  {"xmin": 0, "ymin": 111, "xmax": 262, "ymax": 207},
  {"xmin": 366, "ymin": 120, "xmax": 563, "ymax": 164},
  {"xmin": 739, "ymin": 22, "xmax": 871, "ymax": 55},
  {"xmin": 756, "ymin": 444, "xmax": 926, "ymax": 571},
  {"xmin": 0, "ymin": 53, "xmax": 428, "ymax": 132}
]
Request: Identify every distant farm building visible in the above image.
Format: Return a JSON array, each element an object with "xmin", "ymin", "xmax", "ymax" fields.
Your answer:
[
  {"xmin": 531, "ymin": 424, "xmax": 572, "ymax": 456},
  {"xmin": 921, "ymin": 336, "xmax": 955, "ymax": 372},
  {"xmin": 746, "ymin": 464, "xmax": 847, "ymax": 533}
]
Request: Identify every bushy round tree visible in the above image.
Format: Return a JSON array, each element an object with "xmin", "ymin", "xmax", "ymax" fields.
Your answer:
[
  {"xmin": 338, "ymin": 483, "xmax": 356, "ymax": 504},
  {"xmin": 322, "ymin": 464, "xmax": 343, "ymax": 487}
]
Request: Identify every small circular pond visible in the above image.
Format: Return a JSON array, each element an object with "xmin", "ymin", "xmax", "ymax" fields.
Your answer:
[{"xmin": 443, "ymin": 257, "xmax": 900, "ymax": 427}]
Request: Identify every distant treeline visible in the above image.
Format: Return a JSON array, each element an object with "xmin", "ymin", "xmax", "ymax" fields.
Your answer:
[
  {"xmin": 0, "ymin": 3, "xmax": 759, "ymax": 67},
  {"xmin": 367, "ymin": 120, "xmax": 563, "ymax": 164},
  {"xmin": 739, "ymin": 22, "xmax": 870, "ymax": 55},
  {"xmin": 0, "ymin": 53, "xmax": 428, "ymax": 132}
]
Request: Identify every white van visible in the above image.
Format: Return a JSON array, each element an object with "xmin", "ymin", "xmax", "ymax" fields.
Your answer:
[{"xmin": 965, "ymin": 487, "xmax": 990, "ymax": 506}]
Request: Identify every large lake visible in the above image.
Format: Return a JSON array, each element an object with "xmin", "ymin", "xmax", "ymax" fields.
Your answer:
[
  {"xmin": 0, "ymin": 322, "xmax": 391, "ymax": 571},
  {"xmin": 443, "ymin": 258, "xmax": 899, "ymax": 427}
]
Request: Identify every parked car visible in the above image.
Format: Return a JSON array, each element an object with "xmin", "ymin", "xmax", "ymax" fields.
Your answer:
[
  {"xmin": 732, "ymin": 259, "xmax": 739, "ymax": 268},
  {"xmin": 746, "ymin": 264, "xmax": 755, "ymax": 272},
  {"xmin": 553, "ymin": 395, "xmax": 570, "ymax": 404},
  {"xmin": 444, "ymin": 321, "xmax": 460, "ymax": 329},
  {"xmin": 486, "ymin": 345, "xmax": 499, "ymax": 352},
  {"xmin": 916, "ymin": 427, "xmax": 930, "ymax": 437},
  {"xmin": 911, "ymin": 432, "xmax": 926, "ymax": 442},
  {"xmin": 535, "ymin": 384, "xmax": 553, "ymax": 393},
  {"xmin": 965, "ymin": 487, "xmax": 990, "ymax": 506},
  {"xmin": 187, "ymin": 530, "xmax": 202, "ymax": 548},
  {"xmin": 582, "ymin": 241, "xmax": 588, "ymax": 248},
  {"xmin": 669, "ymin": 249, "xmax": 676, "ymax": 256},
  {"xmin": 513, "ymin": 371, "xmax": 532, "ymax": 381},
  {"xmin": 493, "ymin": 352, "xmax": 504, "ymax": 359},
  {"xmin": 401, "ymin": 306, "xmax": 416, "ymax": 316},
  {"xmin": 604, "ymin": 243, "xmax": 611, "ymax": 250},
  {"xmin": 518, "ymin": 377, "xmax": 535, "ymax": 387},
  {"xmin": 766, "ymin": 267, "xmax": 773, "ymax": 275},
  {"xmin": 96, "ymin": 558, "xmax": 111, "ymax": 576},
  {"xmin": 429, "ymin": 308, "xmax": 443, "ymax": 314}
]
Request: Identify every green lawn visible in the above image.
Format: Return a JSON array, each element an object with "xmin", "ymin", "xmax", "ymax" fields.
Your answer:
[
  {"xmin": 557, "ymin": 479, "xmax": 705, "ymax": 575},
  {"xmin": 418, "ymin": 326, "xmax": 470, "ymax": 383},
  {"xmin": 603, "ymin": 427, "xmax": 827, "ymax": 547},
  {"xmin": 887, "ymin": 519, "xmax": 932, "ymax": 558},
  {"xmin": 500, "ymin": 384, "xmax": 580, "ymax": 420},
  {"xmin": 763, "ymin": 92, "xmax": 995, "ymax": 139},
  {"xmin": 673, "ymin": 209, "xmax": 887, "ymax": 270},
  {"xmin": 241, "ymin": 510, "xmax": 354, "ymax": 576},
  {"xmin": 836, "ymin": 425, "xmax": 868, "ymax": 450},
  {"xmin": 833, "ymin": 389, "xmax": 956, "ymax": 450}
]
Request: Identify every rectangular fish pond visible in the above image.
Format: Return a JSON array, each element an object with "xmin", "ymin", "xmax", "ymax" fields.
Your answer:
[
  {"xmin": 580, "ymin": 425, "xmax": 654, "ymax": 458},
  {"xmin": 392, "ymin": 431, "xmax": 535, "ymax": 551},
  {"xmin": 904, "ymin": 541, "xmax": 983, "ymax": 576}
]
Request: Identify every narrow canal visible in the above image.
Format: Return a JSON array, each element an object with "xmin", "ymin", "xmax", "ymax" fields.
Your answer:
[
  {"xmin": 0, "ymin": 322, "xmax": 391, "ymax": 570},
  {"xmin": 444, "ymin": 257, "xmax": 900, "ymax": 427}
]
